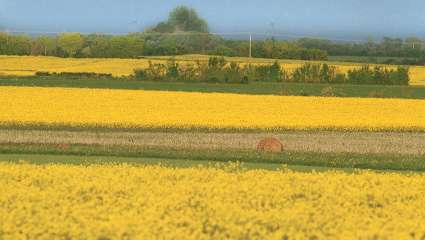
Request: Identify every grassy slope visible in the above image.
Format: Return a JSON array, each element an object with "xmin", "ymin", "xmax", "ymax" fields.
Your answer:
[
  {"xmin": 0, "ymin": 143, "xmax": 424, "ymax": 172},
  {"xmin": 2, "ymin": 77, "xmax": 425, "ymax": 99}
]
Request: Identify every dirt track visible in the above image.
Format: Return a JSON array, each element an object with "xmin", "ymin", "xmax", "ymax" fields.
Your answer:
[{"xmin": 1, "ymin": 129, "xmax": 424, "ymax": 155}]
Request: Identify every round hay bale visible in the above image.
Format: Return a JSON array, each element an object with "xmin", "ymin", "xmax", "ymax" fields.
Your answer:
[
  {"xmin": 256, "ymin": 137, "xmax": 283, "ymax": 153},
  {"xmin": 58, "ymin": 143, "xmax": 70, "ymax": 151}
]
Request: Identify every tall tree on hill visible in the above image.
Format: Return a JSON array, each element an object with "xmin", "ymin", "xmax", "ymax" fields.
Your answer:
[{"xmin": 149, "ymin": 6, "xmax": 209, "ymax": 33}]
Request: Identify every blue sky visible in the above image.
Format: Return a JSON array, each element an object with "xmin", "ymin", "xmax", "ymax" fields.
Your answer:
[{"xmin": 1, "ymin": 0, "xmax": 424, "ymax": 39}]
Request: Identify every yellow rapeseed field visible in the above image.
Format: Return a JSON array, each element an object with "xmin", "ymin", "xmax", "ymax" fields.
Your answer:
[
  {"xmin": 1, "ymin": 162, "xmax": 425, "ymax": 239},
  {"xmin": 0, "ymin": 86, "xmax": 424, "ymax": 131},
  {"xmin": 1, "ymin": 55, "xmax": 425, "ymax": 85}
]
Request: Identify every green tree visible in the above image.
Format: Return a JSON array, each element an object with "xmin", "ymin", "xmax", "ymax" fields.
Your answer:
[
  {"xmin": 151, "ymin": 6, "xmax": 209, "ymax": 33},
  {"xmin": 151, "ymin": 22, "xmax": 173, "ymax": 33},
  {"xmin": 404, "ymin": 37, "xmax": 424, "ymax": 57},
  {"xmin": 85, "ymin": 34, "xmax": 110, "ymax": 58},
  {"xmin": 58, "ymin": 33, "xmax": 84, "ymax": 57},
  {"xmin": 5, "ymin": 35, "xmax": 31, "ymax": 55},
  {"xmin": 168, "ymin": 6, "xmax": 208, "ymax": 32},
  {"xmin": 109, "ymin": 35, "xmax": 144, "ymax": 58},
  {"xmin": 31, "ymin": 36, "xmax": 57, "ymax": 56},
  {"xmin": 0, "ymin": 32, "xmax": 9, "ymax": 54},
  {"xmin": 263, "ymin": 38, "xmax": 278, "ymax": 58},
  {"xmin": 80, "ymin": 46, "xmax": 92, "ymax": 57},
  {"xmin": 405, "ymin": 37, "xmax": 423, "ymax": 50}
]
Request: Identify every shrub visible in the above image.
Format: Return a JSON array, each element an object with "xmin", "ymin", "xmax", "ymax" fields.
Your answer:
[
  {"xmin": 334, "ymin": 73, "xmax": 347, "ymax": 83},
  {"xmin": 347, "ymin": 66, "xmax": 374, "ymax": 84},
  {"xmin": 392, "ymin": 67, "xmax": 410, "ymax": 85},
  {"xmin": 35, "ymin": 71, "xmax": 51, "ymax": 77},
  {"xmin": 321, "ymin": 86, "xmax": 345, "ymax": 97},
  {"xmin": 134, "ymin": 69, "xmax": 148, "ymax": 80},
  {"xmin": 347, "ymin": 65, "xmax": 409, "ymax": 85},
  {"xmin": 292, "ymin": 64, "xmax": 322, "ymax": 83},
  {"xmin": 134, "ymin": 57, "xmax": 285, "ymax": 83},
  {"xmin": 321, "ymin": 86, "xmax": 336, "ymax": 97},
  {"xmin": 165, "ymin": 58, "xmax": 180, "ymax": 81},
  {"xmin": 319, "ymin": 64, "xmax": 338, "ymax": 83},
  {"xmin": 224, "ymin": 62, "xmax": 242, "ymax": 83}
]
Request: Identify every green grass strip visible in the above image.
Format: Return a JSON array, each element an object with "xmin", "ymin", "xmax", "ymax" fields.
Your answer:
[
  {"xmin": 0, "ymin": 143, "xmax": 423, "ymax": 172},
  {"xmin": 2, "ymin": 77, "xmax": 425, "ymax": 99}
]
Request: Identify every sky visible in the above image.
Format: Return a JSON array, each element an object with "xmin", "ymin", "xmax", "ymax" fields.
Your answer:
[{"xmin": 0, "ymin": 0, "xmax": 424, "ymax": 40}]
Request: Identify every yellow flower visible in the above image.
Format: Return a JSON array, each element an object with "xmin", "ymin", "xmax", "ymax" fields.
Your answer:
[
  {"xmin": 0, "ymin": 86, "xmax": 424, "ymax": 131},
  {"xmin": 1, "ymin": 162, "xmax": 425, "ymax": 239}
]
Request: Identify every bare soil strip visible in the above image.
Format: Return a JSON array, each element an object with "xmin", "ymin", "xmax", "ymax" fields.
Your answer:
[{"xmin": 1, "ymin": 129, "xmax": 424, "ymax": 155}]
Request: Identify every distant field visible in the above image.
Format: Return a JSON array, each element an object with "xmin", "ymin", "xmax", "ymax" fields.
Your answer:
[
  {"xmin": 1, "ymin": 86, "xmax": 424, "ymax": 131},
  {"xmin": 1, "ymin": 55, "xmax": 425, "ymax": 86}
]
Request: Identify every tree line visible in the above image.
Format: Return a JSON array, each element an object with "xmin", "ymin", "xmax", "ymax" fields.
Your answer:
[
  {"xmin": 0, "ymin": 32, "xmax": 328, "ymax": 60},
  {"xmin": 3, "ymin": 31, "xmax": 423, "ymax": 62},
  {"xmin": 133, "ymin": 57, "xmax": 410, "ymax": 85},
  {"xmin": 297, "ymin": 37, "xmax": 425, "ymax": 61},
  {"xmin": 0, "ymin": 32, "xmax": 145, "ymax": 58},
  {"xmin": 1, "ymin": 32, "xmax": 423, "ymax": 63}
]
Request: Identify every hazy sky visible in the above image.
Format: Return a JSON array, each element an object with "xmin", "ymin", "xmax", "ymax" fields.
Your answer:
[{"xmin": 1, "ymin": 0, "xmax": 424, "ymax": 39}]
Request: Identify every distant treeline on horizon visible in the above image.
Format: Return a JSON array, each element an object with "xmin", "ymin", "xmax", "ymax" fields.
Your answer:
[{"xmin": 1, "ymin": 31, "xmax": 425, "ymax": 62}]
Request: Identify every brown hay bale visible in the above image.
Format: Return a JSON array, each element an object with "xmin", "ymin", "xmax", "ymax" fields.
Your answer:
[
  {"xmin": 58, "ymin": 144, "xmax": 70, "ymax": 151},
  {"xmin": 256, "ymin": 137, "xmax": 283, "ymax": 153}
]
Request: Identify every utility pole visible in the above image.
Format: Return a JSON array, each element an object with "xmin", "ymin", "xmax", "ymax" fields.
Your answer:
[
  {"xmin": 249, "ymin": 33, "xmax": 252, "ymax": 58},
  {"xmin": 5, "ymin": 29, "xmax": 9, "ymax": 46}
]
